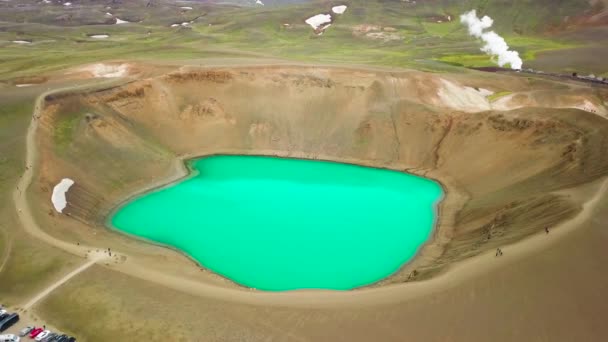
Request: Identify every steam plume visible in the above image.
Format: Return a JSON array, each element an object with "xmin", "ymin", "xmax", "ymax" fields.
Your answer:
[{"xmin": 460, "ymin": 10, "xmax": 523, "ymax": 70}]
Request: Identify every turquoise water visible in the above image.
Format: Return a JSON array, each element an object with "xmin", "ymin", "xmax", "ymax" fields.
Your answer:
[{"xmin": 111, "ymin": 155, "xmax": 443, "ymax": 291}]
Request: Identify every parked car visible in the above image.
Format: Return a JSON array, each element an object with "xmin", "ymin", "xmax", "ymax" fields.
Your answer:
[
  {"xmin": 0, "ymin": 333, "xmax": 20, "ymax": 342},
  {"xmin": 66, "ymin": 338, "xmax": 75, "ymax": 342},
  {"xmin": 0, "ymin": 310, "xmax": 6, "ymax": 316},
  {"xmin": 43, "ymin": 336, "xmax": 59, "ymax": 342},
  {"xmin": 50, "ymin": 335, "xmax": 65, "ymax": 342},
  {"xmin": 0, "ymin": 314, "xmax": 18, "ymax": 332},
  {"xmin": 40, "ymin": 333, "xmax": 56, "ymax": 342},
  {"xmin": 55, "ymin": 335, "xmax": 68, "ymax": 342},
  {"xmin": 34, "ymin": 330, "xmax": 50, "ymax": 341},
  {"xmin": 18, "ymin": 327, "xmax": 33, "ymax": 337},
  {"xmin": 29, "ymin": 328, "xmax": 43, "ymax": 338}
]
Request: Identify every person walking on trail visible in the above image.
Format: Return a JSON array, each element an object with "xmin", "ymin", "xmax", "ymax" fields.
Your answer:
[
  {"xmin": 496, "ymin": 248, "xmax": 503, "ymax": 257},
  {"xmin": 545, "ymin": 227, "xmax": 550, "ymax": 234}
]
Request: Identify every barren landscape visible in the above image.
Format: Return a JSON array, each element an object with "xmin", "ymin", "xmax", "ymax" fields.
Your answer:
[{"xmin": 2, "ymin": 0, "xmax": 608, "ymax": 341}]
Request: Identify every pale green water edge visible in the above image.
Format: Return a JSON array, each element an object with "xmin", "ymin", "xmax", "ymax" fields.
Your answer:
[{"xmin": 111, "ymin": 155, "xmax": 443, "ymax": 291}]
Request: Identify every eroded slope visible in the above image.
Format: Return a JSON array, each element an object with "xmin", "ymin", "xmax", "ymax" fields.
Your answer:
[{"xmin": 34, "ymin": 66, "xmax": 608, "ymax": 284}]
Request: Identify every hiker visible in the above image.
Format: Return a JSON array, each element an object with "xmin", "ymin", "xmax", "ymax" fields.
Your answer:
[
  {"xmin": 496, "ymin": 248, "xmax": 500, "ymax": 257},
  {"xmin": 545, "ymin": 227, "xmax": 550, "ymax": 234}
]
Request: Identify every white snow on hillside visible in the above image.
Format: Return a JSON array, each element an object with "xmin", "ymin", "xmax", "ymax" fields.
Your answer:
[
  {"xmin": 305, "ymin": 14, "xmax": 331, "ymax": 30},
  {"xmin": 51, "ymin": 178, "xmax": 74, "ymax": 213},
  {"xmin": 332, "ymin": 5, "xmax": 347, "ymax": 14}
]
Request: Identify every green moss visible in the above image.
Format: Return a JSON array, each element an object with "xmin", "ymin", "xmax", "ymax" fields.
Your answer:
[
  {"xmin": 488, "ymin": 91, "xmax": 512, "ymax": 102},
  {"xmin": 53, "ymin": 114, "xmax": 82, "ymax": 152},
  {"xmin": 421, "ymin": 20, "xmax": 461, "ymax": 38}
]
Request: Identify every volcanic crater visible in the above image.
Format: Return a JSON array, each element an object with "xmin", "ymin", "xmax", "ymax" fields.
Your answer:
[{"xmin": 34, "ymin": 65, "xmax": 608, "ymax": 285}]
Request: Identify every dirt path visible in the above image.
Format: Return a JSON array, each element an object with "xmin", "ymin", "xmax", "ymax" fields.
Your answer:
[
  {"xmin": 13, "ymin": 86, "xmax": 102, "ymax": 257},
  {"xmin": 12, "ymin": 74, "xmax": 608, "ymax": 310},
  {"xmin": 22, "ymin": 251, "xmax": 108, "ymax": 310}
]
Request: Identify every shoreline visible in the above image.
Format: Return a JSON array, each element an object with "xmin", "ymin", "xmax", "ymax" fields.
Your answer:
[
  {"xmin": 103, "ymin": 151, "xmax": 452, "ymax": 292},
  {"xmin": 104, "ymin": 175, "xmax": 608, "ymax": 309}
]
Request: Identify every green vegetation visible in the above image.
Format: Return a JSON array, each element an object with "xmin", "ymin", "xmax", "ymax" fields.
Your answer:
[
  {"xmin": 488, "ymin": 91, "xmax": 513, "ymax": 102},
  {"xmin": 0, "ymin": 95, "xmax": 80, "ymax": 306},
  {"xmin": 53, "ymin": 114, "xmax": 82, "ymax": 152},
  {"xmin": 0, "ymin": 97, "xmax": 32, "ymax": 198},
  {"xmin": 0, "ymin": 0, "xmax": 602, "ymax": 81}
]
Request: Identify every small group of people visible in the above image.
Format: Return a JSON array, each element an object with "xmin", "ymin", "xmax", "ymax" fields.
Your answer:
[{"xmin": 495, "ymin": 226, "xmax": 551, "ymax": 258}]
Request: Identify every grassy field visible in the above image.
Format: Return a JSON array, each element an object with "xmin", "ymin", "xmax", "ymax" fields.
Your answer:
[
  {"xmin": 0, "ymin": 92, "xmax": 80, "ymax": 306},
  {"xmin": 0, "ymin": 0, "xmax": 604, "ymax": 80}
]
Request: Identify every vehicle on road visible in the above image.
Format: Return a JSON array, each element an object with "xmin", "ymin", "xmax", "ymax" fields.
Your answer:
[
  {"xmin": 18, "ymin": 327, "xmax": 32, "ymax": 337},
  {"xmin": 29, "ymin": 328, "xmax": 43, "ymax": 338},
  {"xmin": 0, "ymin": 333, "xmax": 20, "ymax": 342},
  {"xmin": 55, "ymin": 335, "xmax": 68, "ymax": 342},
  {"xmin": 34, "ymin": 330, "xmax": 50, "ymax": 341},
  {"xmin": 0, "ymin": 314, "xmax": 19, "ymax": 332}
]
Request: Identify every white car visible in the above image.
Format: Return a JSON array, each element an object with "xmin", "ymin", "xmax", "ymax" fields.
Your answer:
[
  {"xmin": 17, "ymin": 327, "xmax": 32, "ymax": 338},
  {"xmin": 34, "ymin": 330, "xmax": 50, "ymax": 341},
  {"xmin": 0, "ymin": 334, "xmax": 20, "ymax": 342},
  {"xmin": 0, "ymin": 310, "xmax": 7, "ymax": 316}
]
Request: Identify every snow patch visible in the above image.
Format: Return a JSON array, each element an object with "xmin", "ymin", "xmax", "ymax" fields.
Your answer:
[
  {"xmin": 64, "ymin": 2, "xmax": 72, "ymax": 6},
  {"xmin": 51, "ymin": 178, "xmax": 74, "ymax": 213},
  {"xmin": 115, "ymin": 18, "xmax": 129, "ymax": 24},
  {"xmin": 305, "ymin": 14, "xmax": 332, "ymax": 30},
  {"xmin": 90, "ymin": 34, "xmax": 109, "ymax": 39},
  {"xmin": 15, "ymin": 84, "xmax": 34, "ymax": 87},
  {"xmin": 332, "ymin": 5, "xmax": 347, "ymax": 14},
  {"xmin": 12, "ymin": 40, "xmax": 31, "ymax": 44},
  {"xmin": 180, "ymin": 6, "xmax": 193, "ymax": 10},
  {"xmin": 255, "ymin": 0, "xmax": 264, "ymax": 5},
  {"xmin": 105, "ymin": 12, "xmax": 113, "ymax": 16}
]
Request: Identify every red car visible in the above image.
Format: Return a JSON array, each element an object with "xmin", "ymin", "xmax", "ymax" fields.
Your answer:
[{"xmin": 29, "ymin": 327, "xmax": 43, "ymax": 338}]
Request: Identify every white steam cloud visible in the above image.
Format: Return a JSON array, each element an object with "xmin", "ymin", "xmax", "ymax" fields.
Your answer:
[{"xmin": 460, "ymin": 10, "xmax": 523, "ymax": 70}]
